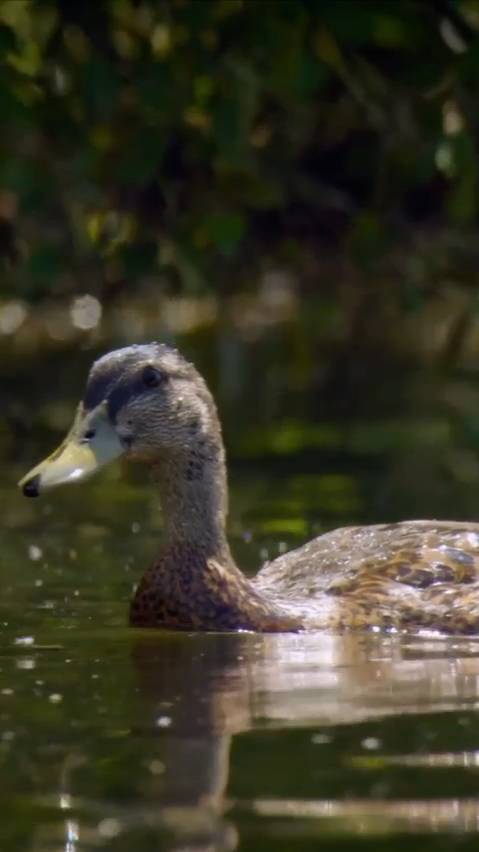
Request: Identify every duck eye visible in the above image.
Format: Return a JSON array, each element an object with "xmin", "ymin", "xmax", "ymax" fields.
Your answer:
[{"xmin": 142, "ymin": 364, "xmax": 164, "ymax": 388}]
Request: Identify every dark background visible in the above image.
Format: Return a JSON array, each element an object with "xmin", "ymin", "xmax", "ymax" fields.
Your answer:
[{"xmin": 3, "ymin": 0, "xmax": 479, "ymax": 524}]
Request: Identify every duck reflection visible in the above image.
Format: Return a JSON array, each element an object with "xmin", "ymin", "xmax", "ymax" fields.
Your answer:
[
  {"xmin": 48, "ymin": 631, "xmax": 479, "ymax": 852},
  {"xmin": 126, "ymin": 631, "xmax": 479, "ymax": 847},
  {"xmin": 129, "ymin": 632, "xmax": 250, "ymax": 851}
]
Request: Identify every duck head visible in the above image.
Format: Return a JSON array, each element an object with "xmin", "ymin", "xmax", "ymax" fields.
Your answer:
[{"xmin": 19, "ymin": 343, "xmax": 220, "ymax": 497}]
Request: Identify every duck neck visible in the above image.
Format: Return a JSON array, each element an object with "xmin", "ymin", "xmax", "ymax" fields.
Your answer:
[
  {"xmin": 130, "ymin": 441, "xmax": 301, "ymax": 632},
  {"xmin": 152, "ymin": 439, "xmax": 231, "ymax": 561}
]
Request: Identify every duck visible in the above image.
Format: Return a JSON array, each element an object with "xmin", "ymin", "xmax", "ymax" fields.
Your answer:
[{"xmin": 18, "ymin": 343, "xmax": 479, "ymax": 634}]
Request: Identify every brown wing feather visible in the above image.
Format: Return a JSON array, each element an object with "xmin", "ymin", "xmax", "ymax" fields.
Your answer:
[{"xmin": 255, "ymin": 521, "xmax": 479, "ymax": 633}]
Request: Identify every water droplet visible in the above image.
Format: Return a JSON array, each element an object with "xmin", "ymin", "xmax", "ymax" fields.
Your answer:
[
  {"xmin": 16, "ymin": 658, "xmax": 35, "ymax": 670},
  {"xmin": 14, "ymin": 636, "xmax": 34, "ymax": 646},
  {"xmin": 98, "ymin": 818, "xmax": 121, "ymax": 838},
  {"xmin": 311, "ymin": 733, "xmax": 332, "ymax": 745},
  {"xmin": 28, "ymin": 545, "xmax": 42, "ymax": 562},
  {"xmin": 361, "ymin": 737, "xmax": 381, "ymax": 751}
]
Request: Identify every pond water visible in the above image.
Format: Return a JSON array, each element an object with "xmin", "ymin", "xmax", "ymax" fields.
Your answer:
[{"xmin": 4, "ymin": 324, "xmax": 479, "ymax": 851}]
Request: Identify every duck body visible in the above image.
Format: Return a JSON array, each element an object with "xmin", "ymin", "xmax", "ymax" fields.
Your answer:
[
  {"xmin": 19, "ymin": 344, "xmax": 479, "ymax": 635},
  {"xmin": 255, "ymin": 520, "xmax": 479, "ymax": 633},
  {"xmin": 129, "ymin": 519, "xmax": 479, "ymax": 634}
]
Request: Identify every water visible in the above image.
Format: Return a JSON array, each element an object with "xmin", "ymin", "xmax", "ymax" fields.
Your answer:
[
  {"xmin": 4, "ymin": 326, "xmax": 479, "ymax": 850},
  {"xmin": 3, "ymin": 560, "xmax": 479, "ymax": 852}
]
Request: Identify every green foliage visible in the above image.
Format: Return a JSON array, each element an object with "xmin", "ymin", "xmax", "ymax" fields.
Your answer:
[{"xmin": 0, "ymin": 0, "xmax": 478, "ymax": 300}]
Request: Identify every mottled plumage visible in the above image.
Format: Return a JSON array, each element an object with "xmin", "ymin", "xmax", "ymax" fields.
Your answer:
[
  {"xmin": 255, "ymin": 521, "xmax": 479, "ymax": 632},
  {"xmin": 20, "ymin": 344, "xmax": 479, "ymax": 634}
]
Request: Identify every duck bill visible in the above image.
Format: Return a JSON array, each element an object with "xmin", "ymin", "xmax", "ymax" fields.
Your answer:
[{"xmin": 19, "ymin": 403, "xmax": 124, "ymax": 497}]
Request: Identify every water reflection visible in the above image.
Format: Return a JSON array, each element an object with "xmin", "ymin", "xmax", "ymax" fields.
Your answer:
[
  {"xmin": 8, "ymin": 627, "xmax": 479, "ymax": 850},
  {"xmin": 120, "ymin": 632, "xmax": 479, "ymax": 847},
  {"xmin": 251, "ymin": 796, "xmax": 479, "ymax": 835}
]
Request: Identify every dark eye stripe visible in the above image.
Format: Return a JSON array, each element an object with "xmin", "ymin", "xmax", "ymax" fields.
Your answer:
[
  {"xmin": 105, "ymin": 368, "xmax": 167, "ymax": 421},
  {"xmin": 84, "ymin": 354, "xmax": 168, "ymax": 422},
  {"xmin": 84, "ymin": 364, "xmax": 124, "ymax": 411},
  {"xmin": 107, "ymin": 375, "xmax": 145, "ymax": 421}
]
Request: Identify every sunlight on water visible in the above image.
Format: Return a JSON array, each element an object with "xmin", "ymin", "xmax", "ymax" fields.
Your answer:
[{"xmin": 3, "ymin": 522, "xmax": 479, "ymax": 852}]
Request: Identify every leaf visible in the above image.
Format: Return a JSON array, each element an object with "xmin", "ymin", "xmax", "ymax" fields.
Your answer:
[{"xmin": 203, "ymin": 212, "xmax": 246, "ymax": 255}]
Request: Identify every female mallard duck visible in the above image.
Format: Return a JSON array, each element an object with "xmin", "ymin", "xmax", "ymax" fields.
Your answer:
[{"xmin": 19, "ymin": 343, "xmax": 479, "ymax": 634}]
